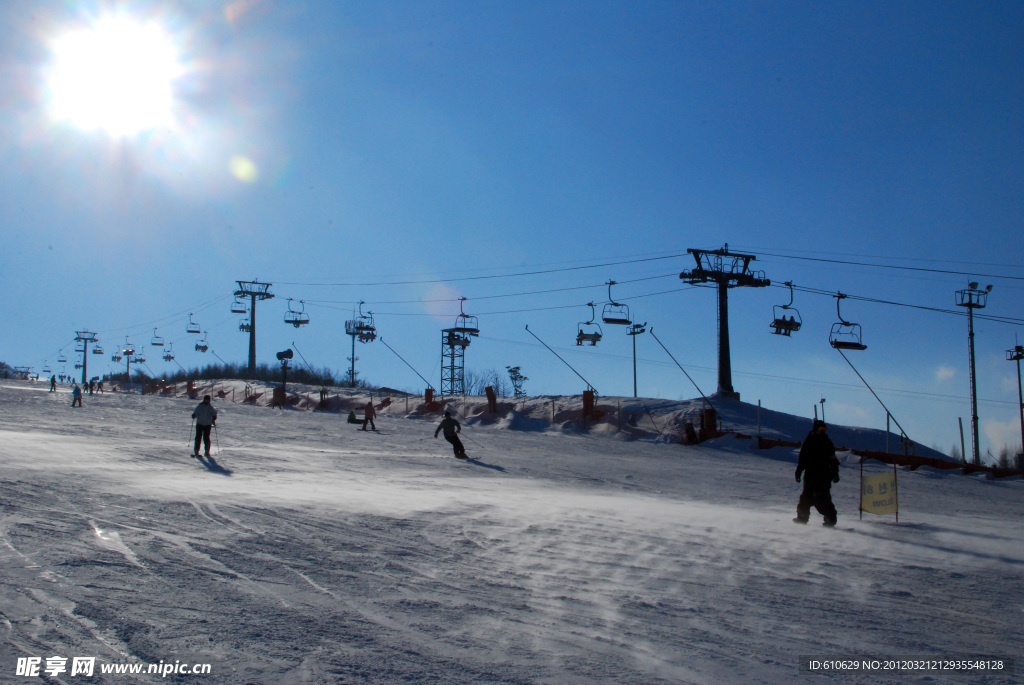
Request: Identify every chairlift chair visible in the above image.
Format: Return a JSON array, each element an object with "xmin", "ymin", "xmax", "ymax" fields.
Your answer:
[
  {"xmin": 576, "ymin": 302, "xmax": 604, "ymax": 346},
  {"xmin": 355, "ymin": 301, "xmax": 376, "ymax": 341},
  {"xmin": 284, "ymin": 299, "xmax": 310, "ymax": 328},
  {"xmin": 134, "ymin": 347, "xmax": 147, "ymax": 364},
  {"xmin": 150, "ymin": 328, "xmax": 164, "ymax": 346},
  {"xmin": 163, "ymin": 344, "xmax": 175, "ymax": 362},
  {"xmin": 42, "ymin": 363, "xmax": 52, "ymax": 374},
  {"xmin": 239, "ymin": 318, "xmax": 252, "ymax": 333},
  {"xmin": 195, "ymin": 332, "xmax": 209, "ymax": 353},
  {"xmin": 230, "ymin": 297, "xmax": 248, "ymax": 315},
  {"xmin": 57, "ymin": 353, "xmax": 68, "ymax": 363},
  {"xmin": 92, "ymin": 344, "xmax": 104, "ymax": 355},
  {"xmin": 601, "ymin": 281, "xmax": 631, "ymax": 325},
  {"xmin": 770, "ymin": 281, "xmax": 803, "ymax": 336},
  {"xmin": 452, "ymin": 297, "xmax": 479, "ymax": 336},
  {"xmin": 74, "ymin": 362, "xmax": 83, "ymax": 369},
  {"xmin": 828, "ymin": 293, "xmax": 867, "ymax": 351},
  {"xmin": 111, "ymin": 353, "xmax": 122, "ymax": 362},
  {"xmin": 186, "ymin": 313, "xmax": 201, "ymax": 334}
]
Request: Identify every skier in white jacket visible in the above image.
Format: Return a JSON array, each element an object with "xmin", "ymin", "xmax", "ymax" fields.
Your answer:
[{"xmin": 192, "ymin": 395, "xmax": 218, "ymax": 457}]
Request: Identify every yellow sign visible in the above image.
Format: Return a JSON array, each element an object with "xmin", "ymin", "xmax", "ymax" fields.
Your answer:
[{"xmin": 861, "ymin": 471, "xmax": 898, "ymax": 515}]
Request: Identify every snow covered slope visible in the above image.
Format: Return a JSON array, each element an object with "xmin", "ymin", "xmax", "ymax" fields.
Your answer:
[{"xmin": 0, "ymin": 380, "xmax": 1020, "ymax": 684}]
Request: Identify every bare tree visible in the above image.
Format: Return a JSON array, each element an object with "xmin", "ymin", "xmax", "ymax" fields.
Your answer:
[{"xmin": 464, "ymin": 368, "xmax": 512, "ymax": 396}]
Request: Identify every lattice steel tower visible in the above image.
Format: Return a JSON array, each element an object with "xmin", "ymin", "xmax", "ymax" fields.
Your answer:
[{"xmin": 440, "ymin": 298, "xmax": 479, "ymax": 397}]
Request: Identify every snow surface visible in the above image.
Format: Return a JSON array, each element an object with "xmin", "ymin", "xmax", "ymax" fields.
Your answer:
[{"xmin": 0, "ymin": 379, "xmax": 1021, "ymax": 684}]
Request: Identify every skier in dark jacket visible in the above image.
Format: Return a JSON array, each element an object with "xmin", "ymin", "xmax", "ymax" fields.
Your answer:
[
  {"xmin": 434, "ymin": 411, "xmax": 466, "ymax": 458},
  {"xmin": 192, "ymin": 395, "xmax": 218, "ymax": 457},
  {"xmin": 794, "ymin": 419, "xmax": 840, "ymax": 527}
]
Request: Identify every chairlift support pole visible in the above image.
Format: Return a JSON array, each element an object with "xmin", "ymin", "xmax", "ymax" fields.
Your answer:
[
  {"xmin": 440, "ymin": 298, "xmax": 479, "ymax": 397},
  {"xmin": 234, "ymin": 280, "xmax": 274, "ymax": 375},
  {"xmin": 680, "ymin": 244, "xmax": 769, "ymax": 399},
  {"xmin": 74, "ymin": 331, "xmax": 97, "ymax": 385}
]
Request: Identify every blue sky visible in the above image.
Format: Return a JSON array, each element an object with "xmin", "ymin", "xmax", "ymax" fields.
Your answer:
[{"xmin": 1, "ymin": 1, "xmax": 1022, "ymax": 460}]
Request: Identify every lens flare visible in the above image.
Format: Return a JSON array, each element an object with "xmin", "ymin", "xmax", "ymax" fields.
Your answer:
[{"xmin": 230, "ymin": 155, "xmax": 259, "ymax": 183}]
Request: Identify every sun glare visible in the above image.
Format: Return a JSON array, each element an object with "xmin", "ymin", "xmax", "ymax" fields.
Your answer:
[{"xmin": 47, "ymin": 18, "xmax": 182, "ymax": 136}]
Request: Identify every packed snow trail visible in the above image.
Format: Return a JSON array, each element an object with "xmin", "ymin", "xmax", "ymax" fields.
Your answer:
[{"xmin": 0, "ymin": 381, "xmax": 1020, "ymax": 684}]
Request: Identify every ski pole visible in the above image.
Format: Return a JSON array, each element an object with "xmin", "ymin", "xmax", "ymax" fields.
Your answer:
[
  {"xmin": 461, "ymin": 433, "xmax": 485, "ymax": 449},
  {"xmin": 189, "ymin": 417, "xmax": 195, "ymax": 449},
  {"xmin": 213, "ymin": 424, "xmax": 220, "ymax": 456}
]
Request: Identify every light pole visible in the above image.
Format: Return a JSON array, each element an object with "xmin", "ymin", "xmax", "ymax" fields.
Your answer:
[
  {"xmin": 1007, "ymin": 345, "xmax": 1024, "ymax": 464},
  {"xmin": 956, "ymin": 282, "xmax": 992, "ymax": 465},
  {"xmin": 628, "ymin": 322, "xmax": 647, "ymax": 398}
]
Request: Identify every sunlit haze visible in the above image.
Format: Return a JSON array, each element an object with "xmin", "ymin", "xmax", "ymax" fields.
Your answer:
[{"xmin": 47, "ymin": 17, "xmax": 181, "ymax": 135}]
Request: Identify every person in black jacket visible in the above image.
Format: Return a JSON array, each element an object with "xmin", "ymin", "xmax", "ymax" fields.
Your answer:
[
  {"xmin": 794, "ymin": 419, "xmax": 840, "ymax": 527},
  {"xmin": 434, "ymin": 411, "xmax": 466, "ymax": 458}
]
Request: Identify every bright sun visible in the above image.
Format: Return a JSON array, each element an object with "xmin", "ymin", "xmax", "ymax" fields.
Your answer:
[{"xmin": 47, "ymin": 18, "xmax": 182, "ymax": 136}]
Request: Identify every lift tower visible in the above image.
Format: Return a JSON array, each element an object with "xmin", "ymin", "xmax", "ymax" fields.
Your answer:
[
  {"xmin": 441, "ymin": 298, "xmax": 479, "ymax": 397},
  {"xmin": 234, "ymin": 280, "xmax": 274, "ymax": 375},
  {"xmin": 680, "ymin": 245, "xmax": 769, "ymax": 399},
  {"xmin": 74, "ymin": 331, "xmax": 98, "ymax": 385}
]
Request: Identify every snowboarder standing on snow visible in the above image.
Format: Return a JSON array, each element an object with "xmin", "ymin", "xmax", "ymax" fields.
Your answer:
[
  {"xmin": 71, "ymin": 383, "xmax": 82, "ymax": 407},
  {"xmin": 434, "ymin": 411, "xmax": 466, "ymax": 458},
  {"xmin": 794, "ymin": 419, "xmax": 840, "ymax": 527},
  {"xmin": 360, "ymin": 400, "xmax": 376, "ymax": 431},
  {"xmin": 192, "ymin": 395, "xmax": 218, "ymax": 458},
  {"xmin": 50, "ymin": 376, "xmax": 56, "ymax": 392}
]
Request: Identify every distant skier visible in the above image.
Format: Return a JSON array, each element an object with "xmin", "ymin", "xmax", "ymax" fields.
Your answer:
[
  {"xmin": 360, "ymin": 401, "xmax": 376, "ymax": 431},
  {"xmin": 192, "ymin": 395, "xmax": 218, "ymax": 458},
  {"xmin": 50, "ymin": 376, "xmax": 56, "ymax": 392},
  {"xmin": 71, "ymin": 383, "xmax": 82, "ymax": 407},
  {"xmin": 434, "ymin": 411, "xmax": 466, "ymax": 458},
  {"xmin": 794, "ymin": 419, "xmax": 840, "ymax": 527}
]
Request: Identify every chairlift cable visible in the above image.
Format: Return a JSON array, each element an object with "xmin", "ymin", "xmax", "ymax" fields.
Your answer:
[
  {"xmin": 748, "ymin": 250, "xmax": 1024, "ymax": 283},
  {"xmin": 274, "ymin": 253, "xmax": 688, "ymax": 287}
]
